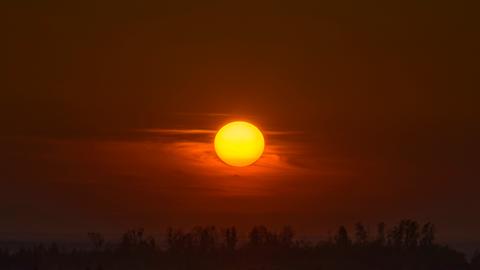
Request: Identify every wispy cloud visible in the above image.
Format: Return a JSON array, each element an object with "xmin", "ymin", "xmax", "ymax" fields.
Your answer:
[
  {"xmin": 131, "ymin": 128, "xmax": 336, "ymax": 180},
  {"xmin": 173, "ymin": 112, "xmax": 235, "ymax": 117},
  {"xmin": 139, "ymin": 129, "xmax": 216, "ymax": 134},
  {"xmin": 136, "ymin": 128, "xmax": 302, "ymax": 136}
]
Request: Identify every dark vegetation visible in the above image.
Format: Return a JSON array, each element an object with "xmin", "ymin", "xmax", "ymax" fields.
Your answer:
[{"xmin": 1, "ymin": 220, "xmax": 479, "ymax": 270}]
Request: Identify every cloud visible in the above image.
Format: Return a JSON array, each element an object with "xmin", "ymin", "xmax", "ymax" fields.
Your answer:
[
  {"xmin": 139, "ymin": 129, "xmax": 216, "ymax": 134},
  {"xmin": 132, "ymin": 128, "xmax": 341, "ymax": 180},
  {"xmin": 136, "ymin": 128, "xmax": 303, "ymax": 137},
  {"xmin": 123, "ymin": 129, "xmax": 308, "ymax": 177}
]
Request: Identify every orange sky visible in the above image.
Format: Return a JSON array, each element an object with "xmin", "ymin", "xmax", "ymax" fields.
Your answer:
[{"xmin": 1, "ymin": 0, "xmax": 479, "ymax": 244}]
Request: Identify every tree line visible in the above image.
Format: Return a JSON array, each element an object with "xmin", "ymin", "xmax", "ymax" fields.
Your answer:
[{"xmin": 1, "ymin": 219, "xmax": 479, "ymax": 270}]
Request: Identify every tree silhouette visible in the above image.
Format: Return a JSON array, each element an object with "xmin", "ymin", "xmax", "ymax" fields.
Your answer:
[
  {"xmin": 388, "ymin": 220, "xmax": 405, "ymax": 248},
  {"xmin": 403, "ymin": 219, "xmax": 419, "ymax": 249},
  {"xmin": 167, "ymin": 227, "xmax": 190, "ymax": 254},
  {"xmin": 334, "ymin": 225, "xmax": 352, "ymax": 248},
  {"xmin": 0, "ymin": 221, "xmax": 475, "ymax": 270},
  {"xmin": 472, "ymin": 250, "xmax": 480, "ymax": 269},
  {"xmin": 375, "ymin": 222, "xmax": 386, "ymax": 246},
  {"xmin": 420, "ymin": 222, "xmax": 435, "ymax": 248},
  {"xmin": 224, "ymin": 226, "xmax": 238, "ymax": 251},
  {"xmin": 119, "ymin": 228, "xmax": 155, "ymax": 254},
  {"xmin": 88, "ymin": 232, "xmax": 105, "ymax": 251},
  {"xmin": 354, "ymin": 222, "xmax": 368, "ymax": 246},
  {"xmin": 279, "ymin": 226, "xmax": 295, "ymax": 248},
  {"xmin": 193, "ymin": 226, "xmax": 217, "ymax": 253},
  {"xmin": 248, "ymin": 225, "xmax": 269, "ymax": 247}
]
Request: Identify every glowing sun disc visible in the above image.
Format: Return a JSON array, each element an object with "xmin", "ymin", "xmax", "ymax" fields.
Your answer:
[{"xmin": 214, "ymin": 121, "xmax": 265, "ymax": 167}]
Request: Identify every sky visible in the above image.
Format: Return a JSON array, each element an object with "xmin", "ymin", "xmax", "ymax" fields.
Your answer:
[{"xmin": 1, "ymin": 0, "xmax": 479, "ymax": 244}]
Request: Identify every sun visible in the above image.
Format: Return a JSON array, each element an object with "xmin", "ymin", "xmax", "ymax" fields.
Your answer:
[{"xmin": 214, "ymin": 121, "xmax": 265, "ymax": 167}]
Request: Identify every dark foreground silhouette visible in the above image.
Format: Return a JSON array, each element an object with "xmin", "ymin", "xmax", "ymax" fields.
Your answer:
[{"xmin": 1, "ymin": 220, "xmax": 480, "ymax": 270}]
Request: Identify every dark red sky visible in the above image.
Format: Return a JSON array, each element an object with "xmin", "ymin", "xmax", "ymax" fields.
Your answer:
[{"xmin": 1, "ymin": 0, "xmax": 479, "ymax": 243}]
